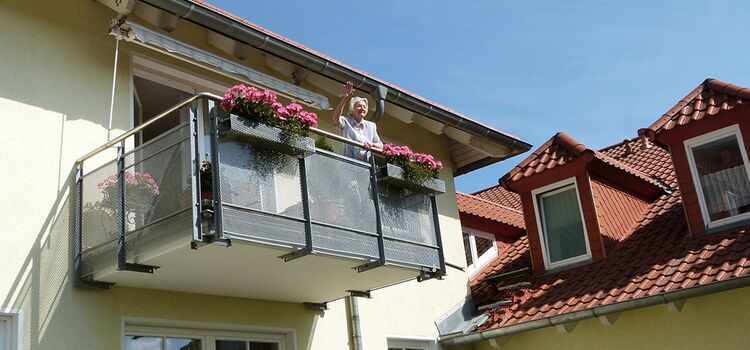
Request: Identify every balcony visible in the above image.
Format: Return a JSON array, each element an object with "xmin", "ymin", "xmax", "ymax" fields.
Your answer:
[{"xmin": 75, "ymin": 94, "xmax": 446, "ymax": 303}]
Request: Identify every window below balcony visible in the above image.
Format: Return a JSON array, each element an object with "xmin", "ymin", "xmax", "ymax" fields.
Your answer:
[
  {"xmin": 532, "ymin": 177, "xmax": 591, "ymax": 270},
  {"xmin": 462, "ymin": 227, "xmax": 498, "ymax": 276},
  {"xmin": 685, "ymin": 124, "xmax": 750, "ymax": 229},
  {"xmin": 124, "ymin": 323, "xmax": 288, "ymax": 350}
]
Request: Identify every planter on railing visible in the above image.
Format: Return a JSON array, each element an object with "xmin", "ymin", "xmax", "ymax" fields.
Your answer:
[
  {"xmin": 220, "ymin": 114, "xmax": 316, "ymax": 157},
  {"xmin": 377, "ymin": 163, "xmax": 446, "ymax": 195}
]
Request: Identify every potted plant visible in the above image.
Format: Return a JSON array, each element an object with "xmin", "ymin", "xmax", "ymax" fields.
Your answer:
[
  {"xmin": 378, "ymin": 143, "xmax": 446, "ymax": 195},
  {"xmin": 98, "ymin": 171, "xmax": 161, "ymax": 224},
  {"xmin": 219, "ymin": 84, "xmax": 318, "ymax": 157}
]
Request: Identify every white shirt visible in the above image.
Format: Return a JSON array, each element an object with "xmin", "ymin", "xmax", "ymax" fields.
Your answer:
[{"xmin": 338, "ymin": 115, "xmax": 382, "ymax": 161}]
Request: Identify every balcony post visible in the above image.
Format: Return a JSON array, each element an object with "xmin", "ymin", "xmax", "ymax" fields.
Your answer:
[
  {"xmin": 209, "ymin": 105, "xmax": 227, "ymax": 244},
  {"xmin": 116, "ymin": 143, "xmax": 126, "ymax": 270},
  {"xmin": 430, "ymin": 195, "xmax": 447, "ymax": 277},
  {"xmin": 356, "ymin": 157, "xmax": 386, "ymax": 272},
  {"xmin": 189, "ymin": 101, "xmax": 203, "ymax": 243},
  {"xmin": 280, "ymin": 156, "xmax": 313, "ymax": 262},
  {"xmin": 74, "ymin": 163, "xmax": 84, "ymax": 285}
]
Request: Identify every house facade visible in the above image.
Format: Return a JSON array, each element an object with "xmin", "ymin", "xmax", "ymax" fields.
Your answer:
[
  {"xmin": 0, "ymin": 1, "xmax": 531, "ymax": 349},
  {"xmin": 449, "ymin": 79, "xmax": 750, "ymax": 349}
]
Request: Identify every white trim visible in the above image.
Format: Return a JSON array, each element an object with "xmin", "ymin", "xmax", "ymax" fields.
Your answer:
[
  {"xmin": 385, "ymin": 335, "xmax": 438, "ymax": 350},
  {"xmin": 0, "ymin": 309, "xmax": 23, "ymax": 350},
  {"xmin": 122, "ymin": 317, "xmax": 296, "ymax": 350},
  {"xmin": 531, "ymin": 177, "xmax": 592, "ymax": 271},
  {"xmin": 684, "ymin": 124, "xmax": 750, "ymax": 229},
  {"xmin": 462, "ymin": 227, "xmax": 498, "ymax": 276}
]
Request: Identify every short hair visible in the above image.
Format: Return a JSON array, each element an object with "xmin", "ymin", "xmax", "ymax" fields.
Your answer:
[{"xmin": 348, "ymin": 96, "xmax": 369, "ymax": 115}]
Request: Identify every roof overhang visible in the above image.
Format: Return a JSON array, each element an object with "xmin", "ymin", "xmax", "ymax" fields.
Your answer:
[{"xmin": 96, "ymin": 0, "xmax": 532, "ymax": 175}]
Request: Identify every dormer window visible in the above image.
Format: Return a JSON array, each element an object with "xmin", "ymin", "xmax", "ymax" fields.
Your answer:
[
  {"xmin": 685, "ymin": 124, "xmax": 750, "ymax": 229},
  {"xmin": 462, "ymin": 228, "xmax": 498, "ymax": 276},
  {"xmin": 531, "ymin": 178, "xmax": 591, "ymax": 270}
]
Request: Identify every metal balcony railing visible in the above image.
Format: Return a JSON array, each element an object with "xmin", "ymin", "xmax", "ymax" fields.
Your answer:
[{"xmin": 74, "ymin": 93, "xmax": 446, "ymax": 287}]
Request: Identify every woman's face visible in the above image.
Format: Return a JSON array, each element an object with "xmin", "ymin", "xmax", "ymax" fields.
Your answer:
[{"xmin": 352, "ymin": 100, "xmax": 368, "ymax": 120}]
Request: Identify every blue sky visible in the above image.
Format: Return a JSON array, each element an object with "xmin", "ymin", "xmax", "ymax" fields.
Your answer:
[{"xmin": 208, "ymin": 0, "xmax": 750, "ymax": 193}]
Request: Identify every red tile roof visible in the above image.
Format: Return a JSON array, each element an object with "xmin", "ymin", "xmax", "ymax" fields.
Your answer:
[
  {"xmin": 645, "ymin": 79, "xmax": 750, "ymax": 136},
  {"xmin": 500, "ymin": 133, "xmax": 664, "ymax": 190},
  {"xmin": 457, "ymin": 193, "xmax": 525, "ymax": 229},
  {"xmin": 469, "ymin": 136, "xmax": 750, "ymax": 331},
  {"xmin": 472, "ymin": 185, "xmax": 522, "ymax": 211}
]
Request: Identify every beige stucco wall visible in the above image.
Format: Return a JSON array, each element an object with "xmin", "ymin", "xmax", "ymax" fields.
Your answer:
[
  {"xmin": 0, "ymin": 0, "xmax": 470, "ymax": 349},
  {"xmin": 463, "ymin": 286, "xmax": 750, "ymax": 350}
]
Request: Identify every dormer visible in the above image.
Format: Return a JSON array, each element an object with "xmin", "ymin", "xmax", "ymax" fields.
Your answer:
[
  {"xmin": 640, "ymin": 79, "xmax": 750, "ymax": 235},
  {"xmin": 500, "ymin": 133, "xmax": 663, "ymax": 274}
]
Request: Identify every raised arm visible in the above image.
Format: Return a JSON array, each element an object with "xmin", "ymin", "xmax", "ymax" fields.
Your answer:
[{"xmin": 332, "ymin": 81, "xmax": 354, "ymax": 127}]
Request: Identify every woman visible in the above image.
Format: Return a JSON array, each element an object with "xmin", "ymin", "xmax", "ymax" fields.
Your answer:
[{"xmin": 331, "ymin": 82, "xmax": 383, "ymax": 160}]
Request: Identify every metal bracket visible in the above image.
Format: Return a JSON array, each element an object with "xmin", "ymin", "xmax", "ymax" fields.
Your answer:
[
  {"xmin": 417, "ymin": 268, "xmax": 443, "ymax": 282},
  {"xmin": 347, "ymin": 290, "xmax": 371, "ymax": 298},
  {"xmin": 279, "ymin": 248, "xmax": 312, "ymax": 262},
  {"xmin": 303, "ymin": 302, "xmax": 328, "ymax": 311},
  {"xmin": 354, "ymin": 261, "xmax": 384, "ymax": 273},
  {"xmin": 122, "ymin": 263, "xmax": 159, "ymax": 274},
  {"xmin": 78, "ymin": 279, "xmax": 116, "ymax": 290}
]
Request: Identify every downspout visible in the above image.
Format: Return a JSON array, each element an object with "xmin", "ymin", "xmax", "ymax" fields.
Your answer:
[
  {"xmin": 440, "ymin": 274, "xmax": 750, "ymax": 347},
  {"xmin": 347, "ymin": 296, "xmax": 363, "ymax": 350},
  {"xmin": 371, "ymin": 85, "xmax": 388, "ymax": 123}
]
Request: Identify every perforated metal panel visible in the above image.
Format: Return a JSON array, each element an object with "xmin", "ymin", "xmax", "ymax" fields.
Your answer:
[
  {"xmin": 310, "ymin": 223, "xmax": 379, "ymax": 259},
  {"xmin": 222, "ymin": 206, "xmax": 306, "ymax": 247},
  {"xmin": 218, "ymin": 139, "xmax": 304, "ymax": 218},
  {"xmin": 80, "ymin": 160, "xmax": 120, "ymax": 252},
  {"xmin": 305, "ymin": 153, "xmax": 377, "ymax": 234},
  {"xmin": 384, "ymin": 238, "xmax": 440, "ymax": 268},
  {"xmin": 379, "ymin": 188, "xmax": 437, "ymax": 246}
]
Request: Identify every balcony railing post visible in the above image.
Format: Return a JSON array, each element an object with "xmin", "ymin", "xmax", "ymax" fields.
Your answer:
[
  {"xmin": 74, "ymin": 163, "xmax": 84, "ymax": 285},
  {"xmin": 190, "ymin": 101, "xmax": 203, "ymax": 243},
  {"xmin": 116, "ymin": 142, "xmax": 126, "ymax": 270},
  {"xmin": 299, "ymin": 157, "xmax": 314, "ymax": 252},
  {"xmin": 430, "ymin": 195, "xmax": 447, "ymax": 277},
  {"xmin": 209, "ymin": 104, "xmax": 226, "ymax": 243},
  {"xmin": 356, "ymin": 157, "xmax": 387, "ymax": 272}
]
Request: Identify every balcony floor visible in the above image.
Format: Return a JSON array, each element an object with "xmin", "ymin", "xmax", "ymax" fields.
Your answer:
[{"xmin": 90, "ymin": 237, "xmax": 420, "ymax": 303}]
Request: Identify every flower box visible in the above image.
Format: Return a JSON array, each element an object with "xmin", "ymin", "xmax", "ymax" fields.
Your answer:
[
  {"xmin": 220, "ymin": 114, "xmax": 316, "ymax": 157},
  {"xmin": 377, "ymin": 163, "xmax": 446, "ymax": 195}
]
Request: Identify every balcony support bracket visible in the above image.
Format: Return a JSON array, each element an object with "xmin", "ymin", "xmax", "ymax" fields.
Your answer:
[
  {"xmin": 354, "ymin": 261, "xmax": 384, "ymax": 273},
  {"xmin": 78, "ymin": 279, "xmax": 116, "ymax": 290},
  {"xmin": 303, "ymin": 302, "xmax": 328, "ymax": 311},
  {"xmin": 417, "ymin": 268, "xmax": 443, "ymax": 282},
  {"xmin": 348, "ymin": 290, "xmax": 371, "ymax": 298},
  {"xmin": 123, "ymin": 263, "xmax": 159, "ymax": 274},
  {"xmin": 280, "ymin": 248, "xmax": 312, "ymax": 262}
]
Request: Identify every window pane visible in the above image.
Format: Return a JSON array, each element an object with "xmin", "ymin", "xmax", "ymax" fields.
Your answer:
[
  {"xmin": 540, "ymin": 187, "xmax": 587, "ymax": 263},
  {"xmin": 216, "ymin": 340, "xmax": 246, "ymax": 350},
  {"xmin": 167, "ymin": 337, "xmax": 201, "ymax": 350},
  {"xmin": 0, "ymin": 319, "xmax": 7, "ymax": 350},
  {"xmin": 462, "ymin": 233, "xmax": 473, "ymax": 266},
  {"xmin": 249, "ymin": 342, "xmax": 279, "ymax": 350},
  {"xmin": 475, "ymin": 235, "xmax": 494, "ymax": 257},
  {"xmin": 692, "ymin": 135, "xmax": 750, "ymax": 222},
  {"xmin": 125, "ymin": 336, "xmax": 163, "ymax": 350}
]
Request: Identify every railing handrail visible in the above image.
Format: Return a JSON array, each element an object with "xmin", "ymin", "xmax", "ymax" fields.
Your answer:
[{"xmin": 77, "ymin": 92, "xmax": 383, "ymax": 165}]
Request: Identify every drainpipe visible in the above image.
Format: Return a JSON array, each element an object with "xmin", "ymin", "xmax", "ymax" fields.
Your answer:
[
  {"xmin": 371, "ymin": 85, "xmax": 388, "ymax": 123},
  {"xmin": 347, "ymin": 296, "xmax": 363, "ymax": 350}
]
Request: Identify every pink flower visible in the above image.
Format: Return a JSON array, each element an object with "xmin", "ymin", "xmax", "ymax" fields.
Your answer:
[
  {"xmin": 297, "ymin": 111, "xmax": 318, "ymax": 128},
  {"xmin": 285, "ymin": 103, "xmax": 303, "ymax": 115},
  {"xmin": 382, "ymin": 143, "xmax": 414, "ymax": 158}
]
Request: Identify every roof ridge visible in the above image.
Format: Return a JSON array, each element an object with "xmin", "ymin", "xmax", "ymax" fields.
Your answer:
[{"xmin": 597, "ymin": 136, "xmax": 640, "ymax": 153}]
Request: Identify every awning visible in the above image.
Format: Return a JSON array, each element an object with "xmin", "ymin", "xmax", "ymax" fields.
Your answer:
[{"xmin": 114, "ymin": 20, "xmax": 331, "ymax": 110}]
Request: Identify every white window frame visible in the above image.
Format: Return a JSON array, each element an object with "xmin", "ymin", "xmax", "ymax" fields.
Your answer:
[
  {"xmin": 0, "ymin": 309, "xmax": 23, "ymax": 350},
  {"xmin": 122, "ymin": 318, "xmax": 295, "ymax": 350},
  {"xmin": 385, "ymin": 335, "xmax": 437, "ymax": 350},
  {"xmin": 684, "ymin": 124, "xmax": 750, "ymax": 229},
  {"xmin": 462, "ymin": 227, "xmax": 498, "ymax": 276},
  {"xmin": 531, "ymin": 177, "xmax": 592, "ymax": 270}
]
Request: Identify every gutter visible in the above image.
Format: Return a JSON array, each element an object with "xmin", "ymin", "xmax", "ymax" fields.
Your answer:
[
  {"xmin": 440, "ymin": 274, "xmax": 750, "ymax": 346},
  {"xmin": 137, "ymin": 0, "xmax": 532, "ymax": 161}
]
